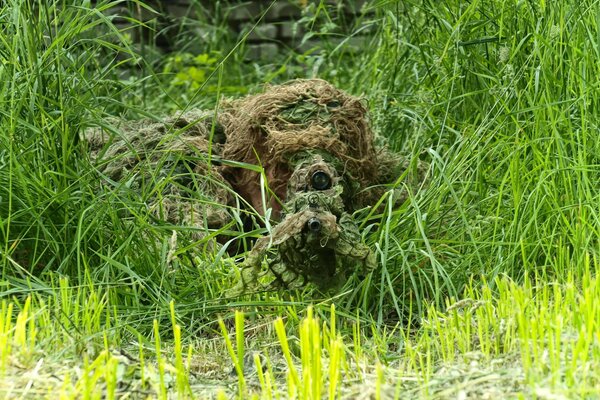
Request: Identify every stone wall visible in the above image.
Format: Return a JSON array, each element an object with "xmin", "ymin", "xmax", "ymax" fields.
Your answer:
[{"xmin": 101, "ymin": 1, "xmax": 371, "ymax": 58}]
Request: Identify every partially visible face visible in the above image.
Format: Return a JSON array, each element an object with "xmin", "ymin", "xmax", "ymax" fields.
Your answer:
[
  {"xmin": 258, "ymin": 152, "xmax": 376, "ymax": 290},
  {"xmin": 283, "ymin": 152, "xmax": 345, "ymax": 217},
  {"xmin": 237, "ymin": 151, "xmax": 348, "ymax": 222}
]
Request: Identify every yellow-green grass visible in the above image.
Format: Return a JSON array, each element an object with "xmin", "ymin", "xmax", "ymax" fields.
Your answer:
[{"xmin": 1, "ymin": 258, "xmax": 599, "ymax": 398}]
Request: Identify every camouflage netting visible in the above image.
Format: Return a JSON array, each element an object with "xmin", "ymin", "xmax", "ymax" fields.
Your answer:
[{"xmin": 85, "ymin": 79, "xmax": 427, "ymax": 294}]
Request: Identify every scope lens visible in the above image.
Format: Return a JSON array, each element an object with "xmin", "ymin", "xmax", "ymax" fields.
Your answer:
[
  {"xmin": 311, "ymin": 170, "xmax": 332, "ymax": 190},
  {"xmin": 308, "ymin": 217, "xmax": 322, "ymax": 232}
]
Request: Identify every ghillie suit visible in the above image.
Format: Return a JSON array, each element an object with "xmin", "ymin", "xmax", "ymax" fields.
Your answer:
[
  {"xmin": 85, "ymin": 110, "xmax": 233, "ymax": 238},
  {"xmin": 86, "ymin": 79, "xmax": 426, "ymax": 295}
]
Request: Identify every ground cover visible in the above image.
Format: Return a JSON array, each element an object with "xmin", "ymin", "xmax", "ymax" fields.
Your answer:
[{"xmin": 1, "ymin": 0, "xmax": 599, "ymax": 398}]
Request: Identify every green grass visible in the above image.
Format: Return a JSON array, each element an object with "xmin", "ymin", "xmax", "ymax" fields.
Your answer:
[{"xmin": 1, "ymin": 0, "xmax": 599, "ymax": 398}]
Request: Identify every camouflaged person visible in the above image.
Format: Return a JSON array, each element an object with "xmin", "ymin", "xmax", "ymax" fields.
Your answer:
[
  {"xmin": 220, "ymin": 79, "xmax": 427, "ymax": 294},
  {"xmin": 85, "ymin": 79, "xmax": 427, "ymax": 295}
]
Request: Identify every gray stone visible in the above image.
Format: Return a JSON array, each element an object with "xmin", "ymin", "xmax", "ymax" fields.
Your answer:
[
  {"xmin": 279, "ymin": 21, "xmax": 302, "ymax": 40},
  {"xmin": 97, "ymin": 0, "xmax": 368, "ymax": 56},
  {"xmin": 230, "ymin": 3, "xmax": 264, "ymax": 22},
  {"xmin": 246, "ymin": 43, "xmax": 280, "ymax": 59},
  {"xmin": 267, "ymin": 3, "xmax": 301, "ymax": 20},
  {"xmin": 245, "ymin": 23, "xmax": 278, "ymax": 41}
]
